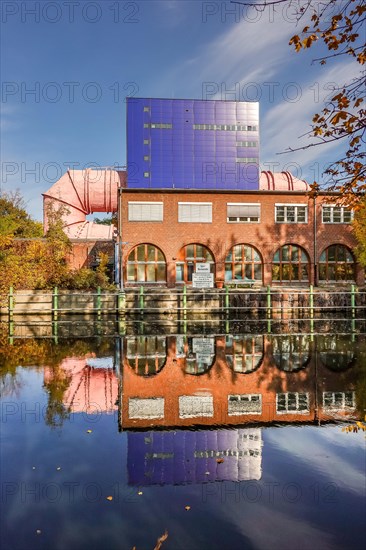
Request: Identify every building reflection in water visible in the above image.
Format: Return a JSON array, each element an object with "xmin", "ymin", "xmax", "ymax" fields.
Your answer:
[
  {"xmin": 122, "ymin": 334, "xmax": 358, "ymax": 429},
  {"xmin": 33, "ymin": 331, "xmax": 361, "ymax": 483}
]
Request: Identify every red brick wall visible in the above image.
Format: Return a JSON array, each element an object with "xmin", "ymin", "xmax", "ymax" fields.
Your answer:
[{"xmin": 119, "ymin": 190, "xmax": 363, "ymax": 286}]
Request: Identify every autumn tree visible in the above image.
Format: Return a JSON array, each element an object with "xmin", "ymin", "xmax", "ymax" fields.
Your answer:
[
  {"xmin": 233, "ymin": 0, "xmax": 366, "ymax": 203},
  {"xmin": 353, "ymin": 196, "xmax": 366, "ymax": 267}
]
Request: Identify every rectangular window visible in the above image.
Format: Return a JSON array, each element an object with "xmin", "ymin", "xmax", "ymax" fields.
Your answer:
[
  {"xmin": 275, "ymin": 204, "xmax": 308, "ymax": 223},
  {"xmin": 227, "ymin": 203, "xmax": 260, "ymax": 223},
  {"xmin": 149, "ymin": 123, "xmax": 172, "ymax": 129},
  {"xmin": 143, "ymin": 139, "xmax": 150, "ymax": 145},
  {"xmin": 143, "ymin": 106, "xmax": 150, "ymax": 112},
  {"xmin": 236, "ymin": 141, "xmax": 258, "ymax": 147},
  {"xmin": 228, "ymin": 394, "xmax": 262, "ymax": 415},
  {"xmin": 128, "ymin": 398, "xmax": 164, "ymax": 419},
  {"xmin": 178, "ymin": 202, "xmax": 212, "ymax": 223},
  {"xmin": 276, "ymin": 392, "xmax": 309, "ymax": 414},
  {"xmin": 128, "ymin": 202, "xmax": 163, "ymax": 222},
  {"xmin": 323, "ymin": 391, "xmax": 355, "ymax": 411},
  {"xmin": 235, "ymin": 158, "xmax": 258, "ymax": 163},
  {"xmin": 143, "ymin": 155, "xmax": 150, "ymax": 161},
  {"xmin": 179, "ymin": 395, "xmax": 213, "ymax": 418},
  {"xmin": 193, "ymin": 124, "xmax": 257, "ymax": 131},
  {"xmin": 322, "ymin": 206, "xmax": 353, "ymax": 223},
  {"xmin": 143, "ymin": 172, "xmax": 150, "ymax": 178}
]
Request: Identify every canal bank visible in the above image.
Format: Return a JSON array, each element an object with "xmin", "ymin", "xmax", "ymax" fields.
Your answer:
[{"xmin": 1, "ymin": 286, "xmax": 366, "ymax": 319}]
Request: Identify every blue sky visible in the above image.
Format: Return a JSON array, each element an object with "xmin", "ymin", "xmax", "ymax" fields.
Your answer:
[{"xmin": 1, "ymin": 0, "xmax": 357, "ymax": 220}]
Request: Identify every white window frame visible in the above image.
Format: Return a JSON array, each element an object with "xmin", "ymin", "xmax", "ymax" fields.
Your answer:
[
  {"xmin": 322, "ymin": 391, "xmax": 356, "ymax": 411},
  {"xmin": 178, "ymin": 202, "xmax": 212, "ymax": 223},
  {"xmin": 227, "ymin": 203, "xmax": 260, "ymax": 223},
  {"xmin": 322, "ymin": 205, "xmax": 354, "ymax": 224},
  {"xmin": 275, "ymin": 204, "xmax": 308, "ymax": 224},
  {"xmin": 276, "ymin": 392, "xmax": 309, "ymax": 414},
  {"xmin": 128, "ymin": 397, "xmax": 164, "ymax": 419},
  {"xmin": 228, "ymin": 394, "xmax": 262, "ymax": 416},
  {"xmin": 128, "ymin": 202, "xmax": 163, "ymax": 222},
  {"xmin": 179, "ymin": 395, "xmax": 214, "ymax": 418}
]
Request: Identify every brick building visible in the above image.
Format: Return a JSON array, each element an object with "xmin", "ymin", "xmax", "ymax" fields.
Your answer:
[
  {"xmin": 119, "ymin": 179, "xmax": 362, "ymax": 287},
  {"xmin": 42, "ymin": 98, "xmax": 364, "ymax": 286}
]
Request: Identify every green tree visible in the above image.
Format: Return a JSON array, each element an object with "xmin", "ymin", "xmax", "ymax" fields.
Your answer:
[
  {"xmin": 94, "ymin": 215, "xmax": 117, "ymax": 226},
  {"xmin": 0, "ymin": 191, "xmax": 43, "ymax": 237},
  {"xmin": 234, "ymin": 0, "xmax": 366, "ymax": 203}
]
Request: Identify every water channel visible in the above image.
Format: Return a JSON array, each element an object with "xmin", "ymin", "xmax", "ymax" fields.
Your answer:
[{"xmin": 1, "ymin": 319, "xmax": 365, "ymax": 550}]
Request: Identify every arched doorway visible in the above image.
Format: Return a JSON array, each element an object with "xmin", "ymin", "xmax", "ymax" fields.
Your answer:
[{"xmin": 176, "ymin": 243, "xmax": 214, "ymax": 284}]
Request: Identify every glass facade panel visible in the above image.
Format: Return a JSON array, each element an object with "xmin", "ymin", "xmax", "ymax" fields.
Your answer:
[{"xmin": 127, "ymin": 98, "xmax": 260, "ymax": 190}]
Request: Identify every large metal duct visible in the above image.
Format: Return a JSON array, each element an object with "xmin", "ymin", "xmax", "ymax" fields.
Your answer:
[{"xmin": 43, "ymin": 169, "xmax": 126, "ymax": 239}]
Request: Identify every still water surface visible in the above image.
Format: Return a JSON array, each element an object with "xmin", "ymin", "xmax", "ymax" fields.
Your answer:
[{"xmin": 1, "ymin": 323, "xmax": 365, "ymax": 550}]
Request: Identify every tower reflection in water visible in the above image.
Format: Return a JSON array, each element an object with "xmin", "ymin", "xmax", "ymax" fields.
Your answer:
[{"xmin": 127, "ymin": 428, "xmax": 262, "ymax": 486}]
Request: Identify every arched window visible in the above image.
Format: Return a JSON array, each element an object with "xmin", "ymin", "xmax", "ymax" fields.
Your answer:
[
  {"xmin": 126, "ymin": 336, "xmax": 166, "ymax": 376},
  {"xmin": 318, "ymin": 245, "xmax": 355, "ymax": 282},
  {"xmin": 176, "ymin": 336, "xmax": 215, "ymax": 375},
  {"xmin": 317, "ymin": 335, "xmax": 355, "ymax": 371},
  {"xmin": 225, "ymin": 335, "xmax": 264, "ymax": 373},
  {"xmin": 271, "ymin": 335, "xmax": 310, "ymax": 372},
  {"xmin": 127, "ymin": 244, "xmax": 166, "ymax": 283},
  {"xmin": 272, "ymin": 244, "xmax": 309, "ymax": 282},
  {"xmin": 225, "ymin": 244, "xmax": 262, "ymax": 282},
  {"xmin": 176, "ymin": 243, "xmax": 214, "ymax": 283}
]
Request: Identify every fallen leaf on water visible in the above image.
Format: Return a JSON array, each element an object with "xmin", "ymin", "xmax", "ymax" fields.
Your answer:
[
  {"xmin": 32, "ymin": 467, "xmax": 36, "ymax": 470},
  {"xmin": 153, "ymin": 530, "xmax": 168, "ymax": 550},
  {"xmin": 185, "ymin": 505, "xmax": 191, "ymax": 511},
  {"xmin": 138, "ymin": 491, "xmax": 143, "ymax": 495},
  {"xmin": 86, "ymin": 430, "xmax": 92, "ymax": 434},
  {"xmin": 56, "ymin": 467, "xmax": 61, "ymax": 471},
  {"xmin": 106, "ymin": 496, "xmax": 113, "ymax": 501},
  {"xmin": 36, "ymin": 530, "xmax": 41, "ymax": 535},
  {"xmin": 216, "ymin": 458, "xmax": 224, "ymax": 464},
  {"xmin": 205, "ymin": 471, "xmax": 210, "ymax": 475}
]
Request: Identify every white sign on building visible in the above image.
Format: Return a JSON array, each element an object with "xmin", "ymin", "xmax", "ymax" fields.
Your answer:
[
  {"xmin": 192, "ymin": 273, "xmax": 214, "ymax": 288},
  {"xmin": 195, "ymin": 263, "xmax": 211, "ymax": 273}
]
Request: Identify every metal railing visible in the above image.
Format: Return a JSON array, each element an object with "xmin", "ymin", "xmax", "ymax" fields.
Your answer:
[{"xmin": 2, "ymin": 284, "xmax": 366, "ymax": 320}]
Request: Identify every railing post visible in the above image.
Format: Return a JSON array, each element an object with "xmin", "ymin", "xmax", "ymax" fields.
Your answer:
[
  {"xmin": 118, "ymin": 291, "xmax": 126, "ymax": 316},
  {"xmin": 266, "ymin": 285, "xmax": 271, "ymax": 319},
  {"xmin": 52, "ymin": 286, "xmax": 58, "ymax": 322},
  {"xmin": 309, "ymin": 284, "xmax": 314, "ymax": 333},
  {"xmin": 97, "ymin": 286, "xmax": 102, "ymax": 319},
  {"xmin": 139, "ymin": 285, "xmax": 144, "ymax": 315},
  {"xmin": 9, "ymin": 286, "xmax": 14, "ymax": 322},
  {"xmin": 183, "ymin": 284, "xmax": 187, "ymax": 320},
  {"xmin": 266, "ymin": 286, "xmax": 271, "ymax": 333},
  {"xmin": 52, "ymin": 319, "xmax": 58, "ymax": 345},
  {"xmin": 351, "ymin": 284, "xmax": 356, "ymax": 318}
]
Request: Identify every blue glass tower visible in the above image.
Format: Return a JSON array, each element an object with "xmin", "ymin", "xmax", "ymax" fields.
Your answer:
[{"xmin": 126, "ymin": 98, "xmax": 260, "ymax": 190}]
